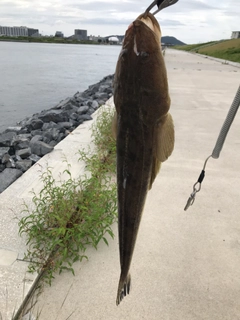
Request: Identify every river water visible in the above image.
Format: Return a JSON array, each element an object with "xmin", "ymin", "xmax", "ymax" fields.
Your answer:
[{"xmin": 0, "ymin": 42, "xmax": 121, "ymax": 132}]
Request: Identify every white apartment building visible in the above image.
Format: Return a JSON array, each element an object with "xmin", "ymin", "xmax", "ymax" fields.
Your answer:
[
  {"xmin": 231, "ymin": 31, "xmax": 240, "ymax": 39},
  {"xmin": 0, "ymin": 26, "xmax": 28, "ymax": 37}
]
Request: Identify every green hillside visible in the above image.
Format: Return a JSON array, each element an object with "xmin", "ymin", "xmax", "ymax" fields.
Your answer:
[
  {"xmin": 174, "ymin": 39, "xmax": 240, "ymax": 63},
  {"xmin": 161, "ymin": 36, "xmax": 185, "ymax": 45}
]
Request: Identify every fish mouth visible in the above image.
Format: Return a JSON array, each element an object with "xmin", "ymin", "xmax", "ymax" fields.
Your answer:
[
  {"xmin": 134, "ymin": 12, "xmax": 161, "ymax": 41},
  {"xmin": 145, "ymin": 0, "xmax": 179, "ymax": 16}
]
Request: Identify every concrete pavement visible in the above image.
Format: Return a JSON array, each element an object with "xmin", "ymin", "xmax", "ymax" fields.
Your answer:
[{"xmin": 1, "ymin": 49, "xmax": 240, "ymax": 319}]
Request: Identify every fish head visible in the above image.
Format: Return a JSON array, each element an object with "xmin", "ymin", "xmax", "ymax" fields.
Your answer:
[
  {"xmin": 137, "ymin": 12, "xmax": 162, "ymax": 42},
  {"xmin": 114, "ymin": 12, "xmax": 168, "ymax": 117},
  {"xmin": 122, "ymin": 12, "xmax": 162, "ymax": 57}
]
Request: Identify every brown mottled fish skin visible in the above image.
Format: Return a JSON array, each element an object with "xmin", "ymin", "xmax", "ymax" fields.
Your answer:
[{"xmin": 113, "ymin": 12, "xmax": 174, "ymax": 305}]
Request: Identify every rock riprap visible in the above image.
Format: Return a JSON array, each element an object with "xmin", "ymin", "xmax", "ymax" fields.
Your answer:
[{"xmin": 0, "ymin": 74, "xmax": 114, "ymax": 193}]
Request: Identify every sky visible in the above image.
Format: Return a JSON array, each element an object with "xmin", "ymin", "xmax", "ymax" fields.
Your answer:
[{"xmin": 0, "ymin": 0, "xmax": 239, "ymax": 44}]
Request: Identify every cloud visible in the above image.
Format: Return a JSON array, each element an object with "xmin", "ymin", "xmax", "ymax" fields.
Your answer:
[{"xmin": 0, "ymin": 0, "xmax": 239, "ymax": 43}]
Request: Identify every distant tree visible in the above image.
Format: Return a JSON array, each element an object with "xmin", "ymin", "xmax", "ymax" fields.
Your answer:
[
  {"xmin": 98, "ymin": 39, "xmax": 102, "ymax": 43},
  {"xmin": 55, "ymin": 31, "xmax": 64, "ymax": 38}
]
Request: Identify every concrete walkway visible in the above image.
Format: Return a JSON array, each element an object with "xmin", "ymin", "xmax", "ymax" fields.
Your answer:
[{"xmin": 1, "ymin": 49, "xmax": 240, "ymax": 320}]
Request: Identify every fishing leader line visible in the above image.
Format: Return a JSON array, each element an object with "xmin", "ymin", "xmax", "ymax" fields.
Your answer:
[{"xmin": 184, "ymin": 85, "xmax": 240, "ymax": 211}]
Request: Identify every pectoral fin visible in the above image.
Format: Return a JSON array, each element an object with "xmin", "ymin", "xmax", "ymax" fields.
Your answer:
[
  {"xmin": 149, "ymin": 157, "xmax": 161, "ymax": 189},
  {"xmin": 156, "ymin": 112, "xmax": 174, "ymax": 162},
  {"xmin": 149, "ymin": 112, "xmax": 174, "ymax": 189}
]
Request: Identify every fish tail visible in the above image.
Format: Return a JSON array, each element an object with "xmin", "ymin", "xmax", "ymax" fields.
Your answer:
[{"xmin": 116, "ymin": 273, "xmax": 131, "ymax": 306}]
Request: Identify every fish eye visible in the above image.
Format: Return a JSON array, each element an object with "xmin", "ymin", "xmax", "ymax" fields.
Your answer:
[{"xmin": 139, "ymin": 51, "xmax": 149, "ymax": 57}]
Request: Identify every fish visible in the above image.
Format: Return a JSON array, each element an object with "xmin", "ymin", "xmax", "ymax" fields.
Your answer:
[{"xmin": 113, "ymin": 12, "xmax": 175, "ymax": 305}]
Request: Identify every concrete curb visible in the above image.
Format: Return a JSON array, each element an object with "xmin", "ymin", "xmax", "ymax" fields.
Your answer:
[
  {"xmin": 192, "ymin": 52, "xmax": 240, "ymax": 68},
  {"xmin": 0, "ymin": 98, "xmax": 114, "ymax": 320},
  {"xmin": 172, "ymin": 48, "xmax": 240, "ymax": 68}
]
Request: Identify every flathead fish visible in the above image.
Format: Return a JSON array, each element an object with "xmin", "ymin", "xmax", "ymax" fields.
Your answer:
[{"xmin": 113, "ymin": 12, "xmax": 175, "ymax": 305}]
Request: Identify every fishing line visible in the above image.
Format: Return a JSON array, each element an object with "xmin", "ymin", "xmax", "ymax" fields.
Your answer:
[{"xmin": 184, "ymin": 85, "xmax": 240, "ymax": 211}]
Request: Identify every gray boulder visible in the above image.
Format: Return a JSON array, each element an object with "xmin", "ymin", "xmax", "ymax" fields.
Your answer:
[
  {"xmin": 52, "ymin": 97, "xmax": 72, "ymax": 110},
  {"xmin": 0, "ymin": 147, "xmax": 9, "ymax": 159},
  {"xmin": 13, "ymin": 138, "xmax": 30, "ymax": 150},
  {"xmin": 29, "ymin": 154, "xmax": 41, "ymax": 163},
  {"xmin": 42, "ymin": 128, "xmax": 60, "ymax": 142},
  {"xmin": 56, "ymin": 132, "xmax": 68, "ymax": 143},
  {"xmin": 2, "ymin": 153, "xmax": 10, "ymax": 164},
  {"xmin": 42, "ymin": 130, "xmax": 53, "ymax": 143},
  {"xmin": 5, "ymin": 127, "xmax": 22, "ymax": 133},
  {"xmin": 99, "ymin": 85, "xmax": 109, "ymax": 93},
  {"xmin": 69, "ymin": 120, "xmax": 79, "ymax": 128},
  {"xmin": 63, "ymin": 103, "xmax": 78, "ymax": 112},
  {"xmin": 18, "ymin": 128, "xmax": 29, "ymax": 134},
  {"xmin": 18, "ymin": 133, "xmax": 32, "ymax": 140},
  {"xmin": 16, "ymin": 148, "xmax": 31, "ymax": 159},
  {"xmin": 75, "ymin": 95, "xmax": 87, "ymax": 104},
  {"xmin": 49, "ymin": 140, "xmax": 58, "ymax": 147},
  {"xmin": 97, "ymin": 100, "xmax": 105, "ymax": 106},
  {"xmin": 51, "ymin": 128, "xmax": 60, "ymax": 141},
  {"xmin": 69, "ymin": 113, "xmax": 78, "ymax": 121},
  {"xmin": 30, "ymin": 141, "xmax": 54, "ymax": 156},
  {"xmin": 88, "ymin": 84, "xmax": 100, "ymax": 94},
  {"xmin": 63, "ymin": 102, "xmax": 75, "ymax": 110},
  {"xmin": 77, "ymin": 106, "xmax": 89, "ymax": 115},
  {"xmin": 87, "ymin": 107, "xmax": 95, "ymax": 115},
  {"xmin": 39, "ymin": 110, "xmax": 69, "ymax": 123},
  {"xmin": 31, "ymin": 130, "xmax": 43, "ymax": 137},
  {"xmin": 30, "ymin": 135, "xmax": 42, "ymax": 144},
  {"xmin": 92, "ymin": 100, "xmax": 99, "ymax": 110},
  {"xmin": 26, "ymin": 119, "xmax": 44, "ymax": 131},
  {"xmin": 5, "ymin": 158, "xmax": 16, "ymax": 168},
  {"xmin": 42, "ymin": 121, "xmax": 58, "ymax": 131},
  {"xmin": 78, "ymin": 114, "xmax": 92, "ymax": 121},
  {"xmin": 0, "ymin": 168, "xmax": 23, "ymax": 193},
  {"xmin": 94, "ymin": 92, "xmax": 109, "ymax": 100},
  {"xmin": 14, "ymin": 155, "xmax": 22, "ymax": 161},
  {"xmin": 16, "ymin": 160, "xmax": 32, "ymax": 172},
  {"xmin": 57, "ymin": 122, "xmax": 73, "ymax": 129},
  {"xmin": 0, "ymin": 132, "xmax": 16, "ymax": 147}
]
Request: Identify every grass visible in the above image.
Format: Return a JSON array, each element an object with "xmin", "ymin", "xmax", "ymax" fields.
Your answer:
[
  {"xmin": 198, "ymin": 39, "xmax": 240, "ymax": 63},
  {"xmin": 173, "ymin": 41, "xmax": 217, "ymax": 52},
  {"xmin": 173, "ymin": 38, "xmax": 240, "ymax": 63},
  {"xmin": 18, "ymin": 106, "xmax": 117, "ymax": 285}
]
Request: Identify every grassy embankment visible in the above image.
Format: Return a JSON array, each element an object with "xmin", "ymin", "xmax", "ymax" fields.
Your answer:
[{"xmin": 174, "ymin": 38, "xmax": 240, "ymax": 63}]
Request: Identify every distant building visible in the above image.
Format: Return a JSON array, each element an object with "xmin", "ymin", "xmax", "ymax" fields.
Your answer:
[
  {"xmin": 0, "ymin": 25, "xmax": 39, "ymax": 37},
  {"xmin": 231, "ymin": 31, "xmax": 240, "ymax": 39},
  {"xmin": 74, "ymin": 29, "xmax": 87, "ymax": 40},
  {"xmin": 88, "ymin": 35, "xmax": 103, "ymax": 42},
  {"xmin": 55, "ymin": 31, "xmax": 64, "ymax": 38},
  {"xmin": 105, "ymin": 35, "xmax": 124, "ymax": 42},
  {"xmin": 27, "ymin": 28, "xmax": 39, "ymax": 37},
  {"xmin": 108, "ymin": 36, "xmax": 120, "ymax": 44},
  {"xmin": 0, "ymin": 26, "xmax": 28, "ymax": 36}
]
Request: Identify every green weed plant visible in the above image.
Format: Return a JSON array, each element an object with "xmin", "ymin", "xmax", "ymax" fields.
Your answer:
[{"xmin": 18, "ymin": 107, "xmax": 117, "ymax": 284}]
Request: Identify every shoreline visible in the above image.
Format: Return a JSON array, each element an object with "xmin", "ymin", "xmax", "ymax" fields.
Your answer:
[
  {"xmin": 0, "ymin": 38, "xmax": 121, "ymax": 45},
  {"xmin": 0, "ymin": 74, "xmax": 114, "ymax": 193}
]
